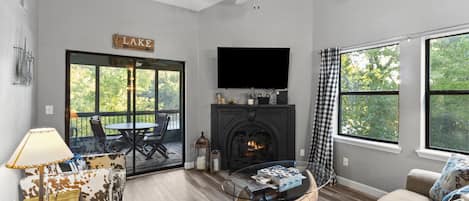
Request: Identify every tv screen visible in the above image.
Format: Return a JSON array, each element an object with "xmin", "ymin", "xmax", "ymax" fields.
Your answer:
[{"xmin": 218, "ymin": 47, "xmax": 290, "ymax": 89}]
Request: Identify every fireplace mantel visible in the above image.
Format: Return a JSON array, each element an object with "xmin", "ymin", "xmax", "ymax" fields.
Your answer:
[{"xmin": 211, "ymin": 104, "xmax": 295, "ymax": 170}]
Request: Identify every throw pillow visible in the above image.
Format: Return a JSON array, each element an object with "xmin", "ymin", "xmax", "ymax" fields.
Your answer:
[
  {"xmin": 64, "ymin": 153, "xmax": 88, "ymax": 173},
  {"xmin": 442, "ymin": 185, "xmax": 469, "ymax": 201},
  {"xmin": 429, "ymin": 154, "xmax": 469, "ymax": 201}
]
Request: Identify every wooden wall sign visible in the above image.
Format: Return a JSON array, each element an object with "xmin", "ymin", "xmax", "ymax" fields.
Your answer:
[{"xmin": 112, "ymin": 34, "xmax": 154, "ymax": 52}]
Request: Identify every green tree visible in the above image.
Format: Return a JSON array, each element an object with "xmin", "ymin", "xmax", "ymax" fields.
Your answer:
[
  {"xmin": 70, "ymin": 66, "xmax": 181, "ymax": 136},
  {"xmin": 158, "ymin": 71, "xmax": 180, "ymax": 110},
  {"xmin": 99, "ymin": 67, "xmax": 128, "ymax": 112},
  {"xmin": 136, "ymin": 69, "xmax": 156, "ymax": 111},
  {"xmin": 70, "ymin": 64, "xmax": 95, "ymax": 113}
]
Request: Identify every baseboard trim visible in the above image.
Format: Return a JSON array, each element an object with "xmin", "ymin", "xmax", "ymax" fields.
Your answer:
[
  {"xmin": 184, "ymin": 162, "xmax": 194, "ymax": 169},
  {"xmin": 336, "ymin": 176, "xmax": 387, "ymax": 198}
]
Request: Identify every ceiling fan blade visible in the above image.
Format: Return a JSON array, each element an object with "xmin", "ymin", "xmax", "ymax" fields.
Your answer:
[{"xmin": 235, "ymin": 0, "xmax": 250, "ymax": 5}]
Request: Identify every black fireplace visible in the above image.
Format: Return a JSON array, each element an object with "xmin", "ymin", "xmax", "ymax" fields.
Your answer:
[{"xmin": 211, "ymin": 104, "xmax": 295, "ymax": 171}]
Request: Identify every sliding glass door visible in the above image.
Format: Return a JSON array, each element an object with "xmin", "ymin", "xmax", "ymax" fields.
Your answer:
[
  {"xmin": 66, "ymin": 51, "xmax": 185, "ymax": 176},
  {"xmin": 131, "ymin": 59, "xmax": 184, "ymax": 173}
]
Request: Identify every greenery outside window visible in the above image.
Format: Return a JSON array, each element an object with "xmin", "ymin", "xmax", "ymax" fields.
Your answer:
[
  {"xmin": 426, "ymin": 33, "xmax": 469, "ymax": 154},
  {"xmin": 339, "ymin": 44, "xmax": 400, "ymax": 143}
]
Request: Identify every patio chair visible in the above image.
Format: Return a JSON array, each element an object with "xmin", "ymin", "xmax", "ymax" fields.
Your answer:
[
  {"xmin": 90, "ymin": 115, "xmax": 124, "ymax": 153},
  {"xmin": 143, "ymin": 115, "xmax": 170, "ymax": 160},
  {"xmin": 145, "ymin": 113, "xmax": 169, "ymax": 151}
]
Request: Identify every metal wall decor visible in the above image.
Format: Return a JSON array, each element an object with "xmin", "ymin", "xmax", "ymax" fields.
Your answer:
[
  {"xmin": 252, "ymin": 0, "xmax": 261, "ymax": 10},
  {"xmin": 13, "ymin": 39, "xmax": 34, "ymax": 86}
]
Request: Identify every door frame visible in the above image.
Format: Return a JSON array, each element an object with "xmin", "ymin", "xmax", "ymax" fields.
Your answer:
[{"xmin": 65, "ymin": 50, "xmax": 186, "ymax": 176}]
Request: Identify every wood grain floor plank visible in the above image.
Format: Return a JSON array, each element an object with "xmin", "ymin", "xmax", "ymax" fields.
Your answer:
[{"xmin": 124, "ymin": 169, "xmax": 378, "ymax": 201}]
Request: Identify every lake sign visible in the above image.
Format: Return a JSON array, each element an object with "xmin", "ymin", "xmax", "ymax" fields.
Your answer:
[{"xmin": 112, "ymin": 34, "xmax": 154, "ymax": 52}]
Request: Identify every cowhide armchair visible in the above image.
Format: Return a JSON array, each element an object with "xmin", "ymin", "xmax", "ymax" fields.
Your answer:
[{"xmin": 20, "ymin": 153, "xmax": 126, "ymax": 201}]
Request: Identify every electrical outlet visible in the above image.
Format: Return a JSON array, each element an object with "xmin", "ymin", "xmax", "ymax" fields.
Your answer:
[
  {"xmin": 343, "ymin": 157, "xmax": 349, "ymax": 167},
  {"xmin": 299, "ymin": 149, "xmax": 305, "ymax": 157},
  {"xmin": 45, "ymin": 105, "xmax": 54, "ymax": 115}
]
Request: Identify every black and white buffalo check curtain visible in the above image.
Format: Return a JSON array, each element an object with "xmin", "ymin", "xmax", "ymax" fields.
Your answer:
[{"xmin": 308, "ymin": 48, "xmax": 340, "ymax": 186}]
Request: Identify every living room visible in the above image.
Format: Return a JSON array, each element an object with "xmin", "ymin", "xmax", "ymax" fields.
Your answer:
[{"xmin": 1, "ymin": 0, "xmax": 469, "ymax": 200}]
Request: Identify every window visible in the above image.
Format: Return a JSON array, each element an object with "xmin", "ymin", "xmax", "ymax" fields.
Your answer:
[
  {"xmin": 339, "ymin": 44, "xmax": 400, "ymax": 143},
  {"xmin": 426, "ymin": 33, "xmax": 469, "ymax": 154}
]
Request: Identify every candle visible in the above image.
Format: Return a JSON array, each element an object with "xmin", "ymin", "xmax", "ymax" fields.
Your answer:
[
  {"xmin": 213, "ymin": 158, "xmax": 219, "ymax": 172},
  {"xmin": 196, "ymin": 156, "xmax": 206, "ymax": 170}
]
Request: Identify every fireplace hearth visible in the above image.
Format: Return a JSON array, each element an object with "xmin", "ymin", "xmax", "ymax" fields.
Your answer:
[{"xmin": 211, "ymin": 104, "xmax": 295, "ymax": 171}]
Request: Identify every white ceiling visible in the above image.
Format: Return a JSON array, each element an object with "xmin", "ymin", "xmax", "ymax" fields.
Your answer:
[{"xmin": 151, "ymin": 0, "xmax": 226, "ymax": 11}]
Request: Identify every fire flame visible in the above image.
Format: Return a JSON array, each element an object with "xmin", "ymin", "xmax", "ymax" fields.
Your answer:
[{"xmin": 247, "ymin": 140, "xmax": 265, "ymax": 150}]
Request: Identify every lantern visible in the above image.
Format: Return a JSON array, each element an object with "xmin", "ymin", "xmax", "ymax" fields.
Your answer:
[
  {"xmin": 210, "ymin": 150, "xmax": 221, "ymax": 173},
  {"xmin": 195, "ymin": 132, "xmax": 210, "ymax": 171}
]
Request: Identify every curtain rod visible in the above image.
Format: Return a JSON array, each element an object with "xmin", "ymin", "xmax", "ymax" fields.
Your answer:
[{"xmin": 338, "ymin": 22, "xmax": 469, "ymax": 52}]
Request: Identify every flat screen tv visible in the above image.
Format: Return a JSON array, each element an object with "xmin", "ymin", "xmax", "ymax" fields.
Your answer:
[{"xmin": 218, "ymin": 47, "xmax": 290, "ymax": 89}]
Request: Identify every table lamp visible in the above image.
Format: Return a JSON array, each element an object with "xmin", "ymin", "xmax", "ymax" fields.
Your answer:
[
  {"xmin": 6, "ymin": 128, "xmax": 74, "ymax": 201},
  {"xmin": 70, "ymin": 110, "xmax": 78, "ymax": 119}
]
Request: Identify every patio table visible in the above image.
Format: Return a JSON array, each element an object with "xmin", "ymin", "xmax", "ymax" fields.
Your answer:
[{"xmin": 105, "ymin": 123, "xmax": 158, "ymax": 156}]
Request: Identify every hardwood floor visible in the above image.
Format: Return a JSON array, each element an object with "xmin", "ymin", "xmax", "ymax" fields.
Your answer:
[
  {"xmin": 318, "ymin": 185, "xmax": 376, "ymax": 201},
  {"xmin": 124, "ymin": 169, "xmax": 378, "ymax": 201},
  {"xmin": 126, "ymin": 141, "xmax": 183, "ymax": 173}
]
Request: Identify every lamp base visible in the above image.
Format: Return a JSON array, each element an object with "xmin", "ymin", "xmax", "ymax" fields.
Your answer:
[{"xmin": 38, "ymin": 165, "xmax": 45, "ymax": 201}]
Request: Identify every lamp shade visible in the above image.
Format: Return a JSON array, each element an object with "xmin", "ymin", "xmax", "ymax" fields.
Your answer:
[
  {"xmin": 6, "ymin": 128, "xmax": 73, "ymax": 169},
  {"xmin": 70, "ymin": 110, "xmax": 78, "ymax": 119}
]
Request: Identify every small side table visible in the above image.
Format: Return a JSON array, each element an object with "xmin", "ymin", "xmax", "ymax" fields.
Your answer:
[{"xmin": 24, "ymin": 189, "xmax": 80, "ymax": 201}]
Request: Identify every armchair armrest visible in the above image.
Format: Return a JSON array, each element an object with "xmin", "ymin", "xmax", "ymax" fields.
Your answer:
[
  {"xmin": 83, "ymin": 153, "xmax": 126, "ymax": 170},
  {"xmin": 82, "ymin": 153, "xmax": 127, "ymax": 201},
  {"xmin": 406, "ymin": 169, "xmax": 441, "ymax": 197}
]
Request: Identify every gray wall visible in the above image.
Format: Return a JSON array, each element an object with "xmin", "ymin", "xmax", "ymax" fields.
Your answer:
[
  {"xmin": 0, "ymin": 0, "xmax": 37, "ymax": 200},
  {"xmin": 36, "ymin": 0, "xmax": 200, "ymax": 162},
  {"xmin": 313, "ymin": 0, "xmax": 469, "ymax": 192},
  {"xmin": 197, "ymin": 0, "xmax": 314, "ymax": 160},
  {"xmin": 37, "ymin": 0, "xmax": 315, "ymax": 163}
]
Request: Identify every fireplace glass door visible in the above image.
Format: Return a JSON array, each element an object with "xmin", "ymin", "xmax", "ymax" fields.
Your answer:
[{"xmin": 229, "ymin": 128, "xmax": 275, "ymax": 170}]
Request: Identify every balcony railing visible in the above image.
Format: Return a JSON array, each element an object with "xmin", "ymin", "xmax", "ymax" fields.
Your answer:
[{"xmin": 70, "ymin": 110, "xmax": 180, "ymax": 138}]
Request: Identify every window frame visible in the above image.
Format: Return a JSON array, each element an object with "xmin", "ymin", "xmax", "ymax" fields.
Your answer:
[
  {"xmin": 338, "ymin": 44, "xmax": 400, "ymax": 144},
  {"xmin": 424, "ymin": 33, "xmax": 469, "ymax": 154}
]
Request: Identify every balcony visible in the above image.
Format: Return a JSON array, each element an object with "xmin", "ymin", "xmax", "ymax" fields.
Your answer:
[
  {"xmin": 70, "ymin": 110, "xmax": 180, "ymax": 138},
  {"xmin": 69, "ymin": 110, "xmax": 182, "ymax": 174}
]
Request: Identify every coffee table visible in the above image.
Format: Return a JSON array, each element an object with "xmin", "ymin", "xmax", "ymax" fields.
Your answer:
[{"xmin": 221, "ymin": 161, "xmax": 332, "ymax": 201}]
